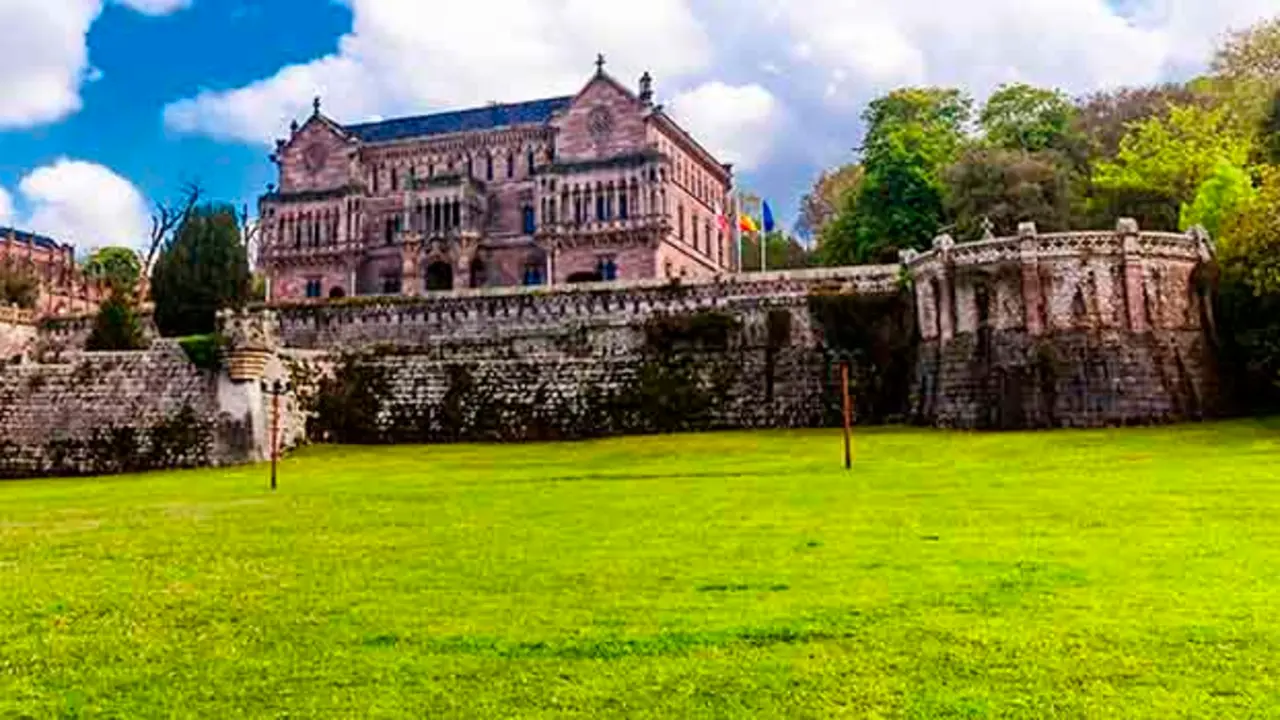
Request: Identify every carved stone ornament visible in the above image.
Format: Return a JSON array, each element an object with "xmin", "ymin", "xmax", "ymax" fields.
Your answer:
[
  {"xmin": 587, "ymin": 105, "xmax": 615, "ymax": 143},
  {"xmin": 302, "ymin": 142, "xmax": 328, "ymax": 174}
]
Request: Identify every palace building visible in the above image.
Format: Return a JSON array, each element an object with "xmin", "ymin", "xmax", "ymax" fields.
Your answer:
[
  {"xmin": 258, "ymin": 56, "xmax": 736, "ymax": 301},
  {"xmin": 0, "ymin": 228, "xmax": 103, "ymax": 317}
]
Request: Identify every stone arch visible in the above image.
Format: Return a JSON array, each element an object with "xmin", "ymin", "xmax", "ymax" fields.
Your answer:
[
  {"xmin": 328, "ymin": 286, "xmax": 346, "ymax": 299},
  {"xmin": 567, "ymin": 270, "xmax": 602, "ymax": 284}
]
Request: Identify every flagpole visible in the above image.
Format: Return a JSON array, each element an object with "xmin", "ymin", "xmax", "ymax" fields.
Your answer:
[{"xmin": 735, "ymin": 191, "xmax": 744, "ymax": 274}]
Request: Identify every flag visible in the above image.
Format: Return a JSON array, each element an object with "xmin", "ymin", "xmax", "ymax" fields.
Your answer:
[
  {"xmin": 739, "ymin": 214, "xmax": 759, "ymax": 234},
  {"xmin": 763, "ymin": 201, "xmax": 776, "ymax": 233},
  {"xmin": 715, "ymin": 203, "xmax": 729, "ymax": 231}
]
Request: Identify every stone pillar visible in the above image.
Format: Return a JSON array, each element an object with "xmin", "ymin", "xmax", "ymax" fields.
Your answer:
[
  {"xmin": 401, "ymin": 242, "xmax": 422, "ymax": 296},
  {"xmin": 215, "ymin": 309, "xmax": 282, "ymax": 464},
  {"xmin": 1018, "ymin": 221, "xmax": 1045, "ymax": 337},
  {"xmin": 933, "ymin": 234, "xmax": 956, "ymax": 343},
  {"xmin": 1118, "ymin": 217, "xmax": 1148, "ymax": 333}
]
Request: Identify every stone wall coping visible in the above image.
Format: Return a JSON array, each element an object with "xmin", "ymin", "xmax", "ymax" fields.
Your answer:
[
  {"xmin": 0, "ymin": 305, "xmax": 36, "ymax": 326},
  {"xmin": 902, "ymin": 225, "xmax": 1212, "ymax": 271},
  {"xmin": 257, "ymin": 264, "xmax": 903, "ymax": 313}
]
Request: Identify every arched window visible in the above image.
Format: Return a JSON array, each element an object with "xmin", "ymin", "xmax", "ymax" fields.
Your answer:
[
  {"xmin": 486, "ymin": 154, "xmax": 494, "ymax": 181},
  {"xmin": 507, "ymin": 153, "xmax": 515, "ymax": 178},
  {"xmin": 527, "ymin": 150, "xmax": 535, "ymax": 174},
  {"xmin": 678, "ymin": 204, "xmax": 685, "ymax": 239},
  {"xmin": 597, "ymin": 256, "xmax": 618, "ymax": 281},
  {"xmin": 328, "ymin": 287, "xmax": 346, "ymax": 299},
  {"xmin": 522, "ymin": 205, "xmax": 536, "ymax": 234},
  {"xmin": 619, "ymin": 188, "xmax": 629, "ymax": 220},
  {"xmin": 390, "ymin": 168, "xmax": 398, "ymax": 191}
]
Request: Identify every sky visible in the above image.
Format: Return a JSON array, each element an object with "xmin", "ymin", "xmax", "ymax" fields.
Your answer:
[{"xmin": 0, "ymin": 0, "xmax": 1277, "ymax": 254}]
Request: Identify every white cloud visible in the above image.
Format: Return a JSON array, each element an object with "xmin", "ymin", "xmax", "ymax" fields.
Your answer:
[
  {"xmin": 164, "ymin": 0, "xmax": 711, "ymax": 143},
  {"xmin": 0, "ymin": 0, "xmax": 188, "ymax": 129},
  {"xmin": 10, "ymin": 159, "xmax": 150, "ymax": 250},
  {"xmin": 0, "ymin": 188, "xmax": 14, "ymax": 226},
  {"xmin": 669, "ymin": 82, "xmax": 782, "ymax": 171},
  {"xmin": 113, "ymin": 0, "xmax": 190, "ymax": 15}
]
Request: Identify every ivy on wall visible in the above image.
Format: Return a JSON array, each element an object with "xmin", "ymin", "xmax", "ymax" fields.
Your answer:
[{"xmin": 806, "ymin": 290, "xmax": 917, "ymax": 424}]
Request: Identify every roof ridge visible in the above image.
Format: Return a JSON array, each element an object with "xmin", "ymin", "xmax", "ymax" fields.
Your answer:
[{"xmin": 344, "ymin": 94, "xmax": 575, "ymax": 132}]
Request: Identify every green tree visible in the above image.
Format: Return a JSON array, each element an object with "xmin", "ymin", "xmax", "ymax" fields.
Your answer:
[
  {"xmin": 0, "ymin": 262, "xmax": 38, "ymax": 309},
  {"xmin": 151, "ymin": 203, "xmax": 251, "ymax": 337},
  {"xmin": 981, "ymin": 83, "xmax": 1080, "ymax": 155},
  {"xmin": 1179, "ymin": 160, "xmax": 1257, "ymax": 239},
  {"xmin": 86, "ymin": 292, "xmax": 146, "ymax": 351},
  {"xmin": 1073, "ymin": 83, "xmax": 1208, "ymax": 162},
  {"xmin": 1091, "ymin": 103, "xmax": 1254, "ymax": 227},
  {"xmin": 741, "ymin": 231, "xmax": 814, "ymax": 271},
  {"xmin": 1262, "ymin": 87, "xmax": 1280, "ymax": 165},
  {"xmin": 822, "ymin": 88, "xmax": 973, "ymax": 265},
  {"xmin": 84, "ymin": 246, "xmax": 142, "ymax": 295},
  {"xmin": 943, "ymin": 148, "xmax": 1078, "ymax": 239}
]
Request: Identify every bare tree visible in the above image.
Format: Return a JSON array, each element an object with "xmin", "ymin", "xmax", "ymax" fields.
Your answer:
[
  {"xmin": 144, "ymin": 181, "xmax": 203, "ymax": 272},
  {"xmin": 238, "ymin": 203, "xmax": 263, "ymax": 269}
]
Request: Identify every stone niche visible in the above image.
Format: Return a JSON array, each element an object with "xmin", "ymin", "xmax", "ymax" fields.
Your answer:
[{"xmin": 905, "ymin": 220, "xmax": 1219, "ymax": 430}]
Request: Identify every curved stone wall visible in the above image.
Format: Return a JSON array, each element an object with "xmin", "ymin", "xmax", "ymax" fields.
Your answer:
[{"xmin": 904, "ymin": 219, "xmax": 1219, "ymax": 429}]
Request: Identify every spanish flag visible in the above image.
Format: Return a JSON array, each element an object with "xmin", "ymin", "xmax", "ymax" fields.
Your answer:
[{"xmin": 739, "ymin": 214, "xmax": 760, "ymax": 234}]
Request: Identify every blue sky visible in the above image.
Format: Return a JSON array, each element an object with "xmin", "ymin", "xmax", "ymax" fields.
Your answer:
[{"xmin": 0, "ymin": 0, "xmax": 1275, "ymax": 253}]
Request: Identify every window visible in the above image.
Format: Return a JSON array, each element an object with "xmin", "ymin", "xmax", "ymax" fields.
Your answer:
[
  {"xmin": 596, "ymin": 195, "xmax": 606, "ymax": 221},
  {"xmin": 523, "ymin": 263, "xmax": 544, "ymax": 286},
  {"xmin": 390, "ymin": 168, "xmax": 398, "ymax": 191},
  {"xmin": 597, "ymin": 256, "xmax": 618, "ymax": 281},
  {"xmin": 305, "ymin": 279, "xmax": 322, "ymax": 298},
  {"xmin": 619, "ymin": 191, "xmax": 629, "ymax": 220},
  {"xmin": 678, "ymin": 204, "xmax": 685, "ymax": 239},
  {"xmin": 486, "ymin": 155, "xmax": 494, "ymax": 181},
  {"xmin": 705, "ymin": 221, "xmax": 713, "ymax": 255},
  {"xmin": 372, "ymin": 166, "xmax": 380, "ymax": 193},
  {"xmin": 527, "ymin": 150, "xmax": 535, "ymax": 175},
  {"xmin": 381, "ymin": 274, "xmax": 402, "ymax": 295},
  {"xmin": 385, "ymin": 218, "xmax": 396, "ymax": 245},
  {"xmin": 507, "ymin": 153, "xmax": 515, "ymax": 178},
  {"xmin": 522, "ymin": 206, "xmax": 536, "ymax": 234}
]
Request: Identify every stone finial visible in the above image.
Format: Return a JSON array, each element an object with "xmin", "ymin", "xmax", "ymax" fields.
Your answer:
[
  {"xmin": 979, "ymin": 216, "xmax": 995, "ymax": 239},
  {"xmin": 595, "ymin": 53, "xmax": 607, "ymax": 75},
  {"xmin": 313, "ymin": 96, "xmax": 322, "ymax": 116},
  {"xmin": 1017, "ymin": 221, "xmax": 1037, "ymax": 239},
  {"xmin": 289, "ymin": 119, "xmax": 299, "ymax": 135},
  {"xmin": 899, "ymin": 248, "xmax": 919, "ymax": 264},
  {"xmin": 639, "ymin": 72, "xmax": 654, "ymax": 104},
  {"xmin": 1187, "ymin": 224, "xmax": 1215, "ymax": 259},
  {"xmin": 1116, "ymin": 217, "xmax": 1140, "ymax": 235},
  {"xmin": 932, "ymin": 233, "xmax": 955, "ymax": 251}
]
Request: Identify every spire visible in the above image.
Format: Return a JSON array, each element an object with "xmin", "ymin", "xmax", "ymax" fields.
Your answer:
[
  {"xmin": 595, "ymin": 53, "xmax": 606, "ymax": 76},
  {"xmin": 639, "ymin": 71, "xmax": 654, "ymax": 105},
  {"xmin": 312, "ymin": 96, "xmax": 322, "ymax": 116}
]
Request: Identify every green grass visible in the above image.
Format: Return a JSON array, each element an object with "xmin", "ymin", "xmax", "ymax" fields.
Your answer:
[{"xmin": 3, "ymin": 421, "xmax": 1280, "ymax": 718}]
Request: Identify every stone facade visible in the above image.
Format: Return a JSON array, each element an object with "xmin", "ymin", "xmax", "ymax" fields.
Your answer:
[
  {"xmin": 904, "ymin": 220, "xmax": 1218, "ymax": 429},
  {"xmin": 258, "ymin": 58, "xmax": 735, "ymax": 302},
  {"xmin": 1, "ymin": 228, "xmax": 104, "ymax": 317},
  {"xmin": 0, "ymin": 306, "xmax": 37, "ymax": 363}
]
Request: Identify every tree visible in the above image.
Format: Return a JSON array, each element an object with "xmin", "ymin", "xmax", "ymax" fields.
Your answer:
[
  {"xmin": 1212, "ymin": 16, "xmax": 1280, "ymax": 83},
  {"xmin": 1074, "ymin": 84, "xmax": 1208, "ymax": 162},
  {"xmin": 1262, "ymin": 87, "xmax": 1280, "ymax": 165},
  {"xmin": 943, "ymin": 148, "xmax": 1078, "ymax": 240},
  {"xmin": 151, "ymin": 203, "xmax": 252, "ymax": 337},
  {"xmin": 86, "ymin": 292, "xmax": 146, "ymax": 351},
  {"xmin": 84, "ymin": 246, "xmax": 142, "ymax": 295},
  {"xmin": 981, "ymin": 83, "xmax": 1080, "ymax": 155},
  {"xmin": 1091, "ymin": 103, "xmax": 1254, "ymax": 227},
  {"xmin": 1219, "ymin": 167, "xmax": 1280, "ymax": 296},
  {"xmin": 145, "ymin": 182, "xmax": 203, "ymax": 273},
  {"xmin": 822, "ymin": 87, "xmax": 973, "ymax": 265},
  {"xmin": 1179, "ymin": 160, "xmax": 1257, "ymax": 239},
  {"xmin": 0, "ymin": 263, "xmax": 38, "ymax": 309},
  {"xmin": 741, "ymin": 231, "xmax": 815, "ymax": 271},
  {"xmin": 796, "ymin": 164, "xmax": 863, "ymax": 241}
]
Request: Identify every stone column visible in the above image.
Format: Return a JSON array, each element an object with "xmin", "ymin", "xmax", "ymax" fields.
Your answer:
[
  {"xmin": 401, "ymin": 243, "xmax": 422, "ymax": 296},
  {"xmin": 215, "ymin": 309, "xmax": 282, "ymax": 464},
  {"xmin": 1118, "ymin": 217, "xmax": 1148, "ymax": 333},
  {"xmin": 933, "ymin": 234, "xmax": 956, "ymax": 343},
  {"xmin": 1018, "ymin": 221, "xmax": 1045, "ymax": 337}
]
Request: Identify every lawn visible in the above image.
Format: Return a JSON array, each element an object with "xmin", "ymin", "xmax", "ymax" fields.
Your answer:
[{"xmin": 2, "ymin": 421, "xmax": 1280, "ymax": 718}]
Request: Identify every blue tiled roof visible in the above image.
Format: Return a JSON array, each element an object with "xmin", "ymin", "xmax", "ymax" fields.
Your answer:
[
  {"xmin": 345, "ymin": 96, "xmax": 574, "ymax": 143},
  {"xmin": 0, "ymin": 226, "xmax": 62, "ymax": 252}
]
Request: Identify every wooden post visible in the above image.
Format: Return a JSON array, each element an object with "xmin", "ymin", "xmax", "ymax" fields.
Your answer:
[{"xmin": 841, "ymin": 362, "xmax": 853, "ymax": 470}]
